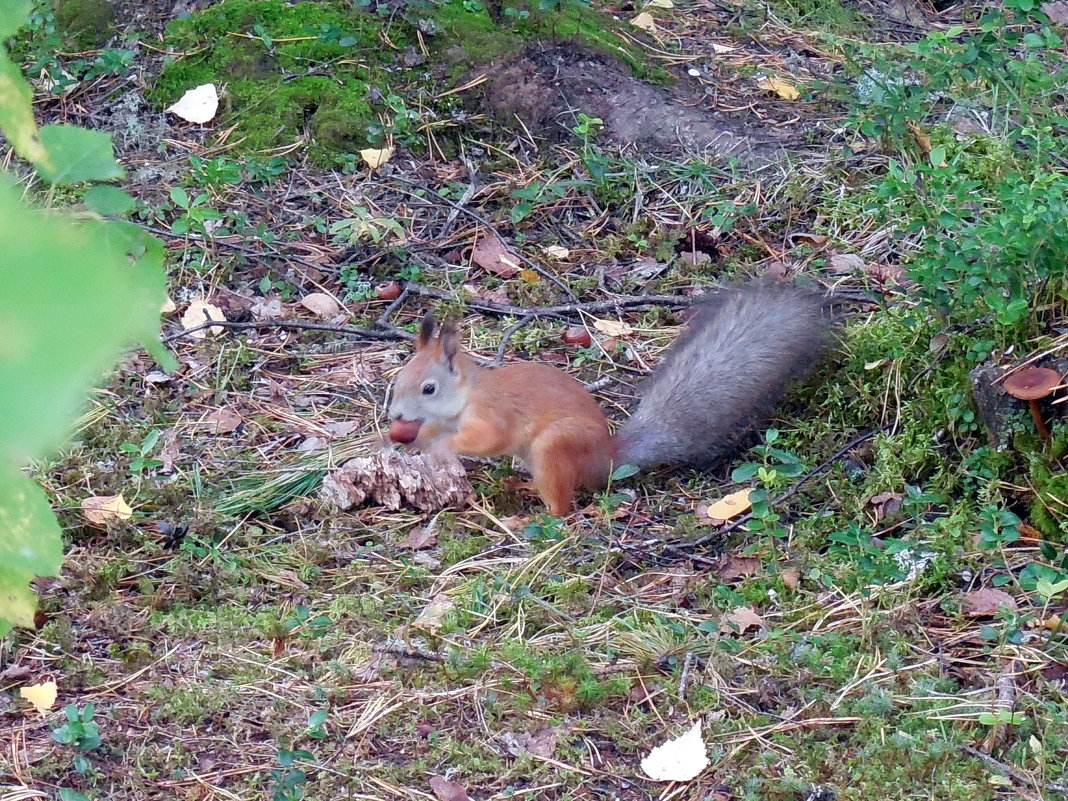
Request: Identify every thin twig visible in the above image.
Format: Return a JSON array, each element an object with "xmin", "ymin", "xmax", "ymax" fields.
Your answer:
[
  {"xmin": 495, "ymin": 313, "xmax": 536, "ymax": 366},
  {"xmin": 375, "ymin": 177, "xmax": 579, "ymax": 300},
  {"xmin": 961, "ymin": 745, "xmax": 1068, "ymax": 796},
  {"xmin": 405, "ymin": 282, "xmax": 698, "ymax": 319},
  {"xmin": 670, "ymin": 424, "xmax": 889, "ymax": 552},
  {"xmin": 375, "ymin": 285, "xmax": 413, "ymax": 328},
  {"xmin": 161, "ymin": 318, "xmax": 413, "ymax": 344}
]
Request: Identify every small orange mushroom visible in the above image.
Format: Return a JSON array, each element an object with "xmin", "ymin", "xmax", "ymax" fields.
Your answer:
[{"xmin": 1003, "ymin": 366, "xmax": 1061, "ymax": 440}]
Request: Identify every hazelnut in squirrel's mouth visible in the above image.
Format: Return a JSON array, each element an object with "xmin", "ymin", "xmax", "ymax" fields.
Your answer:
[{"xmin": 389, "ymin": 418, "xmax": 422, "ymax": 444}]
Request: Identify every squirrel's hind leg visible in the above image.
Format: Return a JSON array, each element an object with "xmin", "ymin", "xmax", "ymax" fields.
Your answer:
[{"xmin": 530, "ymin": 423, "xmax": 608, "ymax": 516}]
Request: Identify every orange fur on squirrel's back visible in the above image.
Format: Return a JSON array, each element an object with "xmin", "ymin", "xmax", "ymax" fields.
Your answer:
[{"xmin": 462, "ymin": 362, "xmax": 616, "ymax": 493}]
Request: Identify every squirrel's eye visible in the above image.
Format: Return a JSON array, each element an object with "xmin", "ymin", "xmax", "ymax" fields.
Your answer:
[{"xmin": 421, "ymin": 382, "xmax": 437, "ymax": 396}]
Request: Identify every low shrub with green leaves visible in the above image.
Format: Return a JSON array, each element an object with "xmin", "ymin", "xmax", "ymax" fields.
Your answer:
[
  {"xmin": 0, "ymin": 1, "xmax": 171, "ymax": 635},
  {"xmin": 839, "ymin": 0, "xmax": 1068, "ymax": 338}
]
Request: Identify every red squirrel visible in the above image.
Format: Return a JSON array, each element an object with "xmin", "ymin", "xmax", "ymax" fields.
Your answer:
[{"xmin": 387, "ymin": 282, "xmax": 829, "ymax": 516}]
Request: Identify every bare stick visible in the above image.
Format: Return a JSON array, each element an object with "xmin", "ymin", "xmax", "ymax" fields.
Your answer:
[
  {"xmin": 669, "ymin": 425, "xmax": 888, "ymax": 552},
  {"xmin": 375, "ymin": 177, "xmax": 579, "ymax": 301},
  {"xmin": 162, "ymin": 318, "xmax": 414, "ymax": 344},
  {"xmin": 494, "ymin": 313, "xmax": 536, "ymax": 366},
  {"xmin": 405, "ymin": 281, "xmax": 698, "ymax": 319}
]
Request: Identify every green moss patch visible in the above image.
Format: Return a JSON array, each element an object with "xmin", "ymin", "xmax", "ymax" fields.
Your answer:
[
  {"xmin": 52, "ymin": 0, "xmax": 115, "ymax": 49},
  {"xmin": 150, "ymin": 0, "xmax": 664, "ymax": 163}
]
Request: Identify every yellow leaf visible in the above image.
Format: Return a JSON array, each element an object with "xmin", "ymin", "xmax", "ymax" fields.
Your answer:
[
  {"xmin": 519, "ymin": 268, "xmax": 540, "ymax": 283},
  {"xmin": 413, "ymin": 593, "xmax": 453, "ymax": 633},
  {"xmin": 82, "ymin": 494, "xmax": 133, "ymax": 527},
  {"xmin": 907, "ymin": 120, "xmax": 931, "ymax": 155},
  {"xmin": 630, "ymin": 11, "xmax": 656, "ymax": 31},
  {"xmin": 758, "ymin": 77, "xmax": 800, "ymax": 101},
  {"xmin": 360, "ymin": 147, "xmax": 395, "ymax": 169},
  {"xmin": 705, "ymin": 488, "xmax": 753, "ymax": 521},
  {"xmin": 719, "ymin": 606, "xmax": 765, "ymax": 634},
  {"xmin": 180, "ymin": 298, "xmax": 226, "ymax": 339},
  {"xmin": 592, "ymin": 318, "xmax": 633, "ymax": 337},
  {"xmin": 20, "ymin": 681, "xmax": 57, "ymax": 715}
]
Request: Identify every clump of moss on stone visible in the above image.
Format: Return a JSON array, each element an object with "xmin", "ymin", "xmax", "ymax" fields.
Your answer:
[{"xmin": 52, "ymin": 0, "xmax": 115, "ymax": 50}]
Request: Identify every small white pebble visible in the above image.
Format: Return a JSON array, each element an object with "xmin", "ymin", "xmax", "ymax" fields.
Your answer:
[{"xmin": 688, "ymin": 68, "xmax": 701, "ymax": 77}]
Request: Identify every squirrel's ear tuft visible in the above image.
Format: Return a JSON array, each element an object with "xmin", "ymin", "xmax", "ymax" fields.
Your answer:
[
  {"xmin": 417, "ymin": 312, "xmax": 436, "ymax": 350},
  {"xmin": 440, "ymin": 322, "xmax": 461, "ymax": 368}
]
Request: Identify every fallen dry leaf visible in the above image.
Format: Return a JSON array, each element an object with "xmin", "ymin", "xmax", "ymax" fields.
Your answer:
[
  {"xmin": 323, "ymin": 421, "xmax": 359, "ymax": 438},
  {"xmin": 781, "ymin": 567, "xmax": 801, "ymax": 589},
  {"xmin": 503, "ymin": 727, "xmax": 561, "ymax": 759},
  {"xmin": 20, "ymin": 681, "xmax": 57, "ymax": 715},
  {"xmin": 962, "ymin": 588, "xmax": 1018, "ymax": 618},
  {"xmin": 710, "ymin": 42, "xmax": 735, "ymax": 54},
  {"xmin": 299, "ymin": 292, "xmax": 341, "ymax": 318},
  {"xmin": 158, "ymin": 430, "xmax": 181, "ymax": 473},
  {"xmin": 0, "ymin": 665, "xmax": 33, "ymax": 683},
  {"xmin": 640, "ymin": 720, "xmax": 709, "ymax": 782},
  {"xmin": 868, "ymin": 491, "xmax": 904, "ymax": 522},
  {"xmin": 592, "ymin": 318, "xmax": 634, "ymax": 338},
  {"xmin": 829, "ymin": 253, "xmax": 865, "ymax": 273},
  {"xmin": 630, "ymin": 11, "xmax": 657, "ymax": 30},
  {"xmin": 1043, "ymin": 0, "xmax": 1068, "ymax": 24},
  {"xmin": 166, "ymin": 83, "xmax": 219, "ymax": 123},
  {"xmin": 907, "ymin": 120, "xmax": 932, "ymax": 156},
  {"xmin": 469, "ymin": 231, "xmax": 520, "ymax": 278},
  {"xmin": 429, "ymin": 775, "xmax": 469, "ymax": 801},
  {"xmin": 181, "ymin": 298, "xmax": 226, "ymax": 339},
  {"xmin": 719, "ymin": 606, "xmax": 765, "ymax": 634},
  {"xmin": 1043, "ymin": 662, "xmax": 1068, "ymax": 682},
  {"xmin": 404, "ymin": 523, "xmax": 438, "ymax": 550},
  {"xmin": 790, "ymin": 232, "xmax": 829, "ymax": 248},
  {"xmin": 297, "ymin": 436, "xmax": 325, "ymax": 452},
  {"xmin": 160, "ymin": 296, "xmax": 177, "ymax": 314},
  {"xmin": 758, "ymin": 76, "xmax": 800, "ymax": 100},
  {"xmin": 542, "ymin": 245, "xmax": 570, "ymax": 259},
  {"xmin": 868, "ymin": 262, "xmax": 909, "ymax": 286},
  {"xmin": 321, "ymin": 450, "xmax": 473, "ymax": 512},
  {"xmin": 705, "ymin": 488, "xmax": 753, "ymax": 522},
  {"xmin": 82, "ymin": 494, "xmax": 133, "ymax": 527},
  {"xmin": 201, "ymin": 408, "xmax": 242, "ymax": 434},
  {"xmin": 360, "ymin": 146, "xmax": 395, "ymax": 169},
  {"xmin": 715, "ymin": 554, "xmax": 761, "ymax": 581},
  {"xmin": 414, "ymin": 593, "xmax": 453, "ymax": 633}
]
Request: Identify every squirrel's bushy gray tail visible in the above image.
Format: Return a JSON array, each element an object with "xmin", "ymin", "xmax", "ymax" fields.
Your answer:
[{"xmin": 614, "ymin": 283, "xmax": 829, "ymax": 469}]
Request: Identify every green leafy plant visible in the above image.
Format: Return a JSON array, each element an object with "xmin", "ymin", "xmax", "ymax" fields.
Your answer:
[
  {"xmin": 366, "ymin": 93, "xmax": 422, "ymax": 146},
  {"xmin": 169, "ymin": 186, "xmax": 224, "ymax": 236},
  {"xmin": 329, "ymin": 206, "xmax": 406, "ymax": 245},
  {"xmin": 839, "ymin": 1, "xmax": 1068, "ymax": 335},
  {"xmin": 120, "ymin": 429, "xmax": 163, "ymax": 475},
  {"xmin": 271, "ymin": 748, "xmax": 313, "ymax": 801},
  {"xmin": 306, "ymin": 709, "xmax": 329, "ymax": 739},
  {"xmin": 572, "ymin": 111, "xmax": 603, "ymax": 138},
  {"xmin": 0, "ymin": 3, "xmax": 172, "ymax": 635},
  {"xmin": 52, "ymin": 703, "xmax": 103, "ymax": 773}
]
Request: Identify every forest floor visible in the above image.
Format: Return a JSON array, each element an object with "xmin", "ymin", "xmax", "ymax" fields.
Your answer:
[{"xmin": 1, "ymin": 0, "xmax": 1067, "ymax": 799}]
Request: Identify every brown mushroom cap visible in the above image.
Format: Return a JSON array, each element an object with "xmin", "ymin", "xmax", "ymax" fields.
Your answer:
[{"xmin": 1003, "ymin": 367, "xmax": 1061, "ymax": 400}]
